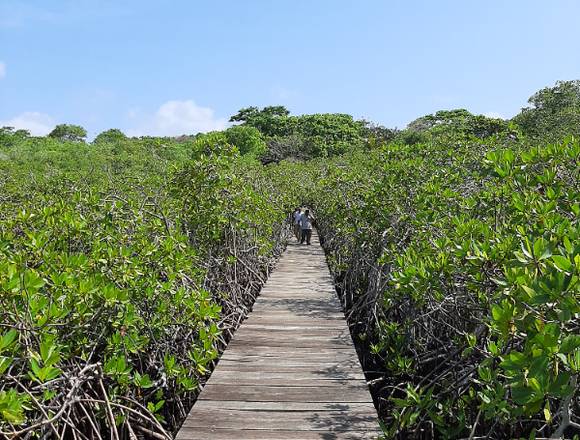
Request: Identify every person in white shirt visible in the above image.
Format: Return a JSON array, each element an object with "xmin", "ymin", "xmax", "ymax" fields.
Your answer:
[
  {"xmin": 292, "ymin": 208, "xmax": 302, "ymax": 241},
  {"xmin": 299, "ymin": 209, "xmax": 315, "ymax": 245}
]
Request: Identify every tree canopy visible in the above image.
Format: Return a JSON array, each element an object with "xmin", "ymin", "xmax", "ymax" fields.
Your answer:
[
  {"xmin": 0, "ymin": 127, "xmax": 31, "ymax": 148},
  {"xmin": 229, "ymin": 106, "xmax": 368, "ymax": 160},
  {"xmin": 407, "ymin": 109, "xmax": 510, "ymax": 139},
  {"xmin": 513, "ymin": 80, "xmax": 580, "ymax": 142},
  {"xmin": 48, "ymin": 124, "xmax": 87, "ymax": 142},
  {"xmin": 93, "ymin": 128, "xmax": 127, "ymax": 144}
]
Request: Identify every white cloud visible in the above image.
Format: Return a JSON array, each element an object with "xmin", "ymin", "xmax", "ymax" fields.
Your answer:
[
  {"xmin": 0, "ymin": 62, "xmax": 5, "ymax": 79},
  {"xmin": 0, "ymin": 112, "xmax": 55, "ymax": 135},
  {"xmin": 483, "ymin": 111, "xmax": 505, "ymax": 120},
  {"xmin": 127, "ymin": 100, "xmax": 228, "ymax": 137}
]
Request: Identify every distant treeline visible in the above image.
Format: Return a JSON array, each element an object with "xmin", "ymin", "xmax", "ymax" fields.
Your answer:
[{"xmin": 3, "ymin": 79, "xmax": 578, "ymax": 164}]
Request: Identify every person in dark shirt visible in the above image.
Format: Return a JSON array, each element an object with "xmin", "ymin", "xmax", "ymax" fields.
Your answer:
[{"xmin": 299, "ymin": 209, "xmax": 314, "ymax": 245}]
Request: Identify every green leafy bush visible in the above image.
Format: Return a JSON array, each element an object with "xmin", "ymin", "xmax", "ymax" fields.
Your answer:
[
  {"xmin": 308, "ymin": 135, "xmax": 580, "ymax": 438},
  {"xmin": 223, "ymin": 125, "xmax": 267, "ymax": 157},
  {"xmin": 0, "ymin": 132, "xmax": 293, "ymax": 437}
]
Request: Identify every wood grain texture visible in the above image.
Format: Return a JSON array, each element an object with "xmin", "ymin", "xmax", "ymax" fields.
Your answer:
[
  {"xmin": 177, "ymin": 428, "xmax": 379, "ymax": 440},
  {"xmin": 175, "ymin": 230, "xmax": 379, "ymax": 439}
]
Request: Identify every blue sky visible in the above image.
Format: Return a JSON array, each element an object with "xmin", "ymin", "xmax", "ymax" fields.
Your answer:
[{"xmin": 1, "ymin": 0, "xmax": 579, "ymax": 138}]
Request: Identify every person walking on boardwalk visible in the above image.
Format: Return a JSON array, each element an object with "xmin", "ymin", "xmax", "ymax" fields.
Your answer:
[
  {"xmin": 292, "ymin": 207, "xmax": 302, "ymax": 242},
  {"xmin": 299, "ymin": 209, "xmax": 314, "ymax": 245}
]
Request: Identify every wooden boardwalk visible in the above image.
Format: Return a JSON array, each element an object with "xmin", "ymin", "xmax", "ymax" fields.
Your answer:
[{"xmin": 176, "ymin": 230, "xmax": 379, "ymax": 440}]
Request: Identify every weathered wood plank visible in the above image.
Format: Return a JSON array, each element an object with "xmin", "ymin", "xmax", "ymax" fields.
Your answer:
[
  {"xmin": 219, "ymin": 346, "xmax": 358, "ymax": 355},
  {"xmin": 247, "ymin": 310, "xmax": 346, "ymax": 319},
  {"xmin": 176, "ymin": 428, "xmax": 379, "ymax": 440},
  {"xmin": 181, "ymin": 406, "xmax": 378, "ymax": 430},
  {"xmin": 207, "ymin": 372, "xmax": 363, "ymax": 387},
  {"xmin": 227, "ymin": 338, "xmax": 353, "ymax": 349},
  {"xmin": 232, "ymin": 328, "xmax": 351, "ymax": 337},
  {"xmin": 220, "ymin": 350, "xmax": 360, "ymax": 362},
  {"xmin": 199, "ymin": 384, "xmax": 372, "ymax": 403},
  {"xmin": 180, "ymin": 415, "xmax": 377, "ymax": 433},
  {"xmin": 175, "ymin": 230, "xmax": 378, "ymax": 439},
  {"xmin": 217, "ymin": 357, "xmax": 362, "ymax": 368},
  {"xmin": 213, "ymin": 364, "xmax": 365, "ymax": 376},
  {"xmin": 240, "ymin": 324, "xmax": 348, "ymax": 331},
  {"xmin": 208, "ymin": 375, "xmax": 364, "ymax": 386},
  {"xmin": 228, "ymin": 337, "xmax": 351, "ymax": 344},
  {"xmin": 242, "ymin": 317, "xmax": 347, "ymax": 326},
  {"xmin": 190, "ymin": 401, "xmax": 377, "ymax": 411}
]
